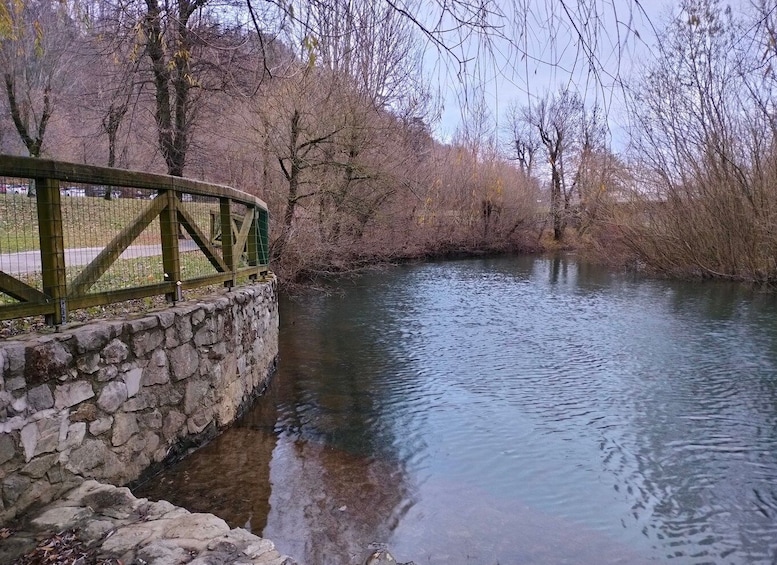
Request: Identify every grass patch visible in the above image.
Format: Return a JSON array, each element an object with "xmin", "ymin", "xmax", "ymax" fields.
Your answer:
[
  {"xmin": 0, "ymin": 251, "xmax": 227, "ymax": 305},
  {"xmin": 0, "ymin": 193, "xmax": 219, "ymax": 253}
]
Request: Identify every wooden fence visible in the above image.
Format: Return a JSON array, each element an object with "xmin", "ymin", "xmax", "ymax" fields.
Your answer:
[{"xmin": 0, "ymin": 155, "xmax": 270, "ymax": 325}]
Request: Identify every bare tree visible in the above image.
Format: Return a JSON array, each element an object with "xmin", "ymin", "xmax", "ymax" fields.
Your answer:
[
  {"xmin": 516, "ymin": 89, "xmax": 584, "ymax": 240},
  {"xmin": 0, "ymin": 0, "xmax": 76, "ymax": 160},
  {"xmin": 620, "ymin": 0, "xmax": 777, "ymax": 282},
  {"xmin": 94, "ymin": 0, "xmax": 256, "ymax": 177}
]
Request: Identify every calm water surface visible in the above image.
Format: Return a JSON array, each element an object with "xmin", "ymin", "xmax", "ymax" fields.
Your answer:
[{"xmin": 135, "ymin": 256, "xmax": 777, "ymax": 564}]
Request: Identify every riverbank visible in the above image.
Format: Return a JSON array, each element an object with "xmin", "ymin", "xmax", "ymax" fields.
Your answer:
[{"xmin": 0, "ymin": 480, "xmax": 296, "ymax": 564}]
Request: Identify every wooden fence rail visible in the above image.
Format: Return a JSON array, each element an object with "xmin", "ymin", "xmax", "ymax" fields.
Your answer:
[{"xmin": 0, "ymin": 155, "xmax": 270, "ymax": 326}]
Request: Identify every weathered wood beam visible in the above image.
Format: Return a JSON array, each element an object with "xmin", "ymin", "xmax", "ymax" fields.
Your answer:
[
  {"xmin": 233, "ymin": 208, "xmax": 255, "ymax": 263},
  {"xmin": 0, "ymin": 271, "xmax": 46, "ymax": 303},
  {"xmin": 70, "ymin": 196, "xmax": 167, "ymax": 297},
  {"xmin": 0, "ymin": 154, "xmax": 268, "ymax": 209},
  {"xmin": 177, "ymin": 206, "xmax": 229, "ymax": 273}
]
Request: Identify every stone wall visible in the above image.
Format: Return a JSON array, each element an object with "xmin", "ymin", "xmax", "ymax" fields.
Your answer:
[{"xmin": 0, "ymin": 279, "xmax": 279, "ymax": 523}]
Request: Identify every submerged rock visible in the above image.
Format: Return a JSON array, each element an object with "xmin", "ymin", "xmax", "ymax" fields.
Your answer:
[{"xmin": 365, "ymin": 545, "xmax": 416, "ymax": 565}]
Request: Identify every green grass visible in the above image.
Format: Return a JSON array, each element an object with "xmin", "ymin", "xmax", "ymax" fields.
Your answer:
[
  {"xmin": 0, "ymin": 251, "xmax": 225, "ymax": 305},
  {"xmin": 0, "ymin": 193, "xmax": 219, "ymax": 253}
]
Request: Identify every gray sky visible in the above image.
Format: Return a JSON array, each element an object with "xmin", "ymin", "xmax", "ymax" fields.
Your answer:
[{"xmin": 428, "ymin": 0, "xmax": 679, "ymax": 148}]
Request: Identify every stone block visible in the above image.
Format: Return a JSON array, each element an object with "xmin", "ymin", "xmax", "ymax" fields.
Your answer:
[
  {"xmin": 13, "ymin": 479, "xmax": 57, "ymax": 519},
  {"xmin": 100, "ymin": 524, "xmax": 158, "ymax": 554},
  {"xmin": 46, "ymin": 463, "xmax": 66, "ymax": 484},
  {"xmin": 170, "ymin": 344, "xmax": 198, "ymax": 381},
  {"xmin": 66, "ymin": 439, "xmax": 107, "ymax": 473},
  {"xmin": 27, "ymin": 385, "xmax": 54, "ymax": 410},
  {"xmin": 184, "ymin": 380, "xmax": 210, "ymax": 415},
  {"xmin": 76, "ymin": 352, "xmax": 100, "ymax": 375},
  {"xmin": 207, "ymin": 342, "xmax": 227, "ymax": 361},
  {"xmin": 102, "ymin": 339, "xmax": 130, "ymax": 365},
  {"xmin": 191, "ymin": 308, "xmax": 205, "ymax": 326},
  {"xmin": 136, "ymin": 540, "xmax": 192, "ymax": 565},
  {"xmin": 175, "ymin": 315, "xmax": 193, "ymax": 343},
  {"xmin": 133, "ymin": 329, "xmax": 164, "ymax": 358},
  {"xmin": 54, "ymin": 381, "xmax": 95, "ymax": 409},
  {"xmin": 99, "ymin": 449, "xmax": 126, "ymax": 482},
  {"xmin": 165, "ymin": 327, "xmax": 180, "ymax": 349},
  {"xmin": 59, "ymin": 423, "xmax": 87, "ymax": 452},
  {"xmin": 194, "ymin": 320, "xmax": 218, "ymax": 347},
  {"xmin": 123, "ymin": 368, "xmax": 143, "ymax": 398},
  {"xmin": 215, "ymin": 397, "xmax": 237, "ymax": 427},
  {"xmin": 112, "ymin": 413, "xmax": 139, "ymax": 447},
  {"xmin": 25, "ymin": 340, "xmax": 73, "ymax": 385},
  {"xmin": 187, "ymin": 409, "xmax": 212, "ymax": 434},
  {"xmin": 89, "ymin": 416, "xmax": 113, "ymax": 436},
  {"xmin": 98, "ymin": 381, "xmax": 128, "ymax": 414},
  {"xmin": 0, "ymin": 390, "xmax": 11, "ymax": 410},
  {"xmin": 0, "ymin": 433, "xmax": 16, "ymax": 465},
  {"xmin": 0, "ymin": 416, "xmax": 25, "ymax": 434},
  {"xmin": 165, "ymin": 512, "xmax": 230, "ymax": 540},
  {"xmin": 74, "ymin": 324, "xmax": 112, "ymax": 354},
  {"xmin": 127, "ymin": 316, "xmax": 159, "ymax": 334},
  {"xmin": 70, "ymin": 403, "xmax": 98, "ymax": 423},
  {"xmin": 21, "ymin": 413, "xmax": 62, "ymax": 462},
  {"xmin": 4, "ymin": 344, "xmax": 26, "ymax": 377},
  {"xmin": 123, "ymin": 389, "xmax": 158, "ymax": 412},
  {"xmin": 237, "ymin": 357, "xmax": 247, "ymax": 378},
  {"xmin": 10, "ymin": 395, "xmax": 27, "ymax": 415},
  {"xmin": 82, "ymin": 519, "xmax": 116, "ymax": 540},
  {"xmin": 21, "ymin": 453, "xmax": 58, "ymax": 478},
  {"xmin": 144, "ymin": 431, "xmax": 161, "ymax": 454},
  {"xmin": 156, "ymin": 387, "xmax": 183, "ymax": 407},
  {"xmin": 142, "ymin": 349, "xmax": 170, "ymax": 386},
  {"xmin": 153, "ymin": 446, "xmax": 168, "ymax": 463},
  {"xmin": 162, "ymin": 411, "xmax": 186, "ymax": 441},
  {"xmin": 156, "ymin": 311, "xmax": 176, "ymax": 329},
  {"xmin": 32, "ymin": 505, "xmax": 94, "ymax": 528},
  {"xmin": 6, "ymin": 376, "xmax": 25, "ymax": 391},
  {"xmin": 97, "ymin": 365, "xmax": 119, "ymax": 383},
  {"xmin": 2, "ymin": 472, "xmax": 31, "ymax": 505},
  {"xmin": 139, "ymin": 409, "xmax": 163, "ymax": 430}
]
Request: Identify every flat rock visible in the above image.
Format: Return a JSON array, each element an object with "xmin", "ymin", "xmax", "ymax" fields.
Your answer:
[{"xmin": 4, "ymin": 480, "xmax": 297, "ymax": 565}]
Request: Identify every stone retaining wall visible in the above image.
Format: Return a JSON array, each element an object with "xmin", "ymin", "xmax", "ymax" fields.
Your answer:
[{"xmin": 0, "ymin": 279, "xmax": 279, "ymax": 524}]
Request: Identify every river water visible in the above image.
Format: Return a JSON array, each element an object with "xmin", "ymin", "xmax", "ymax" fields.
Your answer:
[{"xmin": 134, "ymin": 255, "xmax": 777, "ymax": 565}]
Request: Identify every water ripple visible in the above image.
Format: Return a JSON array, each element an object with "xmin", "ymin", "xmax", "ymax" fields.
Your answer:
[{"xmin": 136, "ymin": 256, "xmax": 777, "ymax": 565}]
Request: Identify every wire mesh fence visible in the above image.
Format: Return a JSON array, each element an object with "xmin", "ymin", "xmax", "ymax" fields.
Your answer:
[{"xmin": 0, "ymin": 156, "xmax": 270, "ymax": 325}]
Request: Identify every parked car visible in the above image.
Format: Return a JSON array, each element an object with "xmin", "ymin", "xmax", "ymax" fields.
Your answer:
[
  {"xmin": 9, "ymin": 184, "xmax": 28, "ymax": 195},
  {"xmin": 62, "ymin": 186, "xmax": 86, "ymax": 197}
]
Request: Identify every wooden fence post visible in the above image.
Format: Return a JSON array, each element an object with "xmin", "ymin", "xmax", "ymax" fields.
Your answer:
[
  {"xmin": 35, "ymin": 177, "xmax": 66, "ymax": 325},
  {"xmin": 159, "ymin": 189, "xmax": 182, "ymax": 302},
  {"xmin": 219, "ymin": 197, "xmax": 236, "ymax": 288},
  {"xmin": 257, "ymin": 207, "xmax": 269, "ymax": 273}
]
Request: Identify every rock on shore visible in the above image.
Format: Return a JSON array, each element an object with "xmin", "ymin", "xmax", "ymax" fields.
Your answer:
[{"xmin": 1, "ymin": 480, "xmax": 297, "ymax": 565}]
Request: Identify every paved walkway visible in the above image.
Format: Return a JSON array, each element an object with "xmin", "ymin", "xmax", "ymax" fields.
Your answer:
[{"xmin": 0, "ymin": 241, "xmax": 200, "ymax": 275}]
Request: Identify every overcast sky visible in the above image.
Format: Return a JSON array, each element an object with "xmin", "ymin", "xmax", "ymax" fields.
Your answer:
[{"xmin": 428, "ymin": 0, "xmax": 682, "ymax": 147}]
